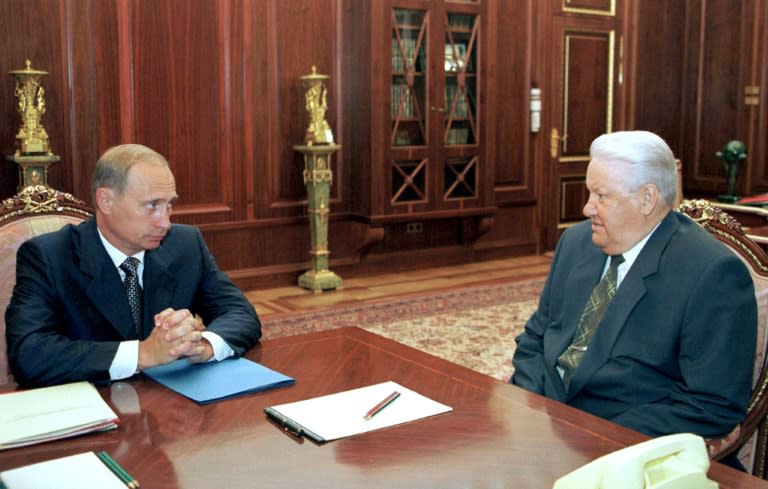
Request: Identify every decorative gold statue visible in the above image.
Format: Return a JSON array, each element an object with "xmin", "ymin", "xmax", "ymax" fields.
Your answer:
[
  {"xmin": 10, "ymin": 60, "xmax": 52, "ymax": 155},
  {"xmin": 302, "ymin": 66, "xmax": 334, "ymax": 145},
  {"xmin": 294, "ymin": 66, "xmax": 342, "ymax": 292},
  {"xmin": 6, "ymin": 60, "xmax": 60, "ymax": 191}
]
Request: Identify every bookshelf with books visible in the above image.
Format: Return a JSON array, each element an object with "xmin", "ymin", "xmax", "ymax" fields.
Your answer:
[{"xmin": 344, "ymin": 0, "xmax": 495, "ymax": 226}]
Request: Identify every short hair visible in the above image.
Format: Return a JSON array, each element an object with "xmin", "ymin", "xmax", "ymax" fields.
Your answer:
[
  {"xmin": 589, "ymin": 131, "xmax": 678, "ymax": 206},
  {"xmin": 92, "ymin": 144, "xmax": 169, "ymax": 202}
]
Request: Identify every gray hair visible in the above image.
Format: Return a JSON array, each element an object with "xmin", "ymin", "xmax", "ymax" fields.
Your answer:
[
  {"xmin": 92, "ymin": 144, "xmax": 169, "ymax": 202},
  {"xmin": 589, "ymin": 131, "xmax": 678, "ymax": 206}
]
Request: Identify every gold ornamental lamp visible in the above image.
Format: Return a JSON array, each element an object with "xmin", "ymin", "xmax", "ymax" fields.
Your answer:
[
  {"xmin": 6, "ymin": 59, "xmax": 60, "ymax": 191},
  {"xmin": 294, "ymin": 66, "xmax": 343, "ymax": 292}
]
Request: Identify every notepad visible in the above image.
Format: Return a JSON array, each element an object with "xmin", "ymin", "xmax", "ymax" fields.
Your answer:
[
  {"xmin": 0, "ymin": 452, "xmax": 127, "ymax": 489},
  {"xmin": 143, "ymin": 357, "xmax": 295, "ymax": 404},
  {"xmin": 264, "ymin": 380, "xmax": 452, "ymax": 442},
  {"xmin": 0, "ymin": 381, "xmax": 118, "ymax": 450}
]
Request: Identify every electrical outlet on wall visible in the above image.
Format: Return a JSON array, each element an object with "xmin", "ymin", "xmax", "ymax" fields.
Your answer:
[{"xmin": 406, "ymin": 222, "xmax": 423, "ymax": 233}]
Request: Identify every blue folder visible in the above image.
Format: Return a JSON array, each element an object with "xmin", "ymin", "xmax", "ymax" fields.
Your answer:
[{"xmin": 143, "ymin": 358, "xmax": 295, "ymax": 404}]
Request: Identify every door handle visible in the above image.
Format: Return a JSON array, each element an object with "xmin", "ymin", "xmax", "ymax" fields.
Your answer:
[{"xmin": 550, "ymin": 128, "xmax": 560, "ymax": 158}]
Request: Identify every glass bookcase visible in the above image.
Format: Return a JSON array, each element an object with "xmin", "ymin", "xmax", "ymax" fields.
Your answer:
[{"xmin": 389, "ymin": 5, "xmax": 481, "ymax": 208}]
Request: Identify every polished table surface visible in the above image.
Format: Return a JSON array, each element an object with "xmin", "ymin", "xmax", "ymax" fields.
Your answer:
[{"xmin": 1, "ymin": 326, "xmax": 767, "ymax": 488}]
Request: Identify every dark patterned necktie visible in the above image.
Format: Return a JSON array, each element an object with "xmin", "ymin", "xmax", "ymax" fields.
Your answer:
[
  {"xmin": 557, "ymin": 254, "xmax": 624, "ymax": 389},
  {"xmin": 120, "ymin": 257, "xmax": 143, "ymax": 337}
]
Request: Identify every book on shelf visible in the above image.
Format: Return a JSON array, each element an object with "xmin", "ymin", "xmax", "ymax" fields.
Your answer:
[
  {"xmin": 446, "ymin": 127, "xmax": 470, "ymax": 145},
  {"xmin": 391, "ymin": 83, "xmax": 414, "ymax": 118},
  {"xmin": 445, "ymin": 84, "xmax": 469, "ymax": 117},
  {"xmin": 448, "ymin": 14, "xmax": 475, "ymax": 31},
  {"xmin": 392, "ymin": 38, "xmax": 425, "ymax": 73},
  {"xmin": 0, "ymin": 381, "xmax": 118, "ymax": 450}
]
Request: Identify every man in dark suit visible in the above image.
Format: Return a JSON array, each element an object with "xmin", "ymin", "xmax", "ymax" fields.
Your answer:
[
  {"xmin": 6, "ymin": 144, "xmax": 261, "ymax": 387},
  {"xmin": 512, "ymin": 131, "xmax": 756, "ymax": 442}
]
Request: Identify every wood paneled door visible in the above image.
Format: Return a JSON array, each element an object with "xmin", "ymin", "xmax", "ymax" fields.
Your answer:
[{"xmin": 543, "ymin": 0, "xmax": 626, "ymax": 245}]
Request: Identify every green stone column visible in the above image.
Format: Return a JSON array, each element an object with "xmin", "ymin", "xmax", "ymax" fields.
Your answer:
[{"xmin": 294, "ymin": 144, "xmax": 343, "ymax": 292}]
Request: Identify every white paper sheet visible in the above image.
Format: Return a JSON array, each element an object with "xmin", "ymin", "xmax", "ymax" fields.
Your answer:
[
  {"xmin": 1, "ymin": 452, "xmax": 128, "ymax": 489},
  {"xmin": 265, "ymin": 380, "xmax": 452, "ymax": 441}
]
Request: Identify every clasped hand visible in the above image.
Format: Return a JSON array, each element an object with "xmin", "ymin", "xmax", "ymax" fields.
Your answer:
[{"xmin": 138, "ymin": 308, "xmax": 213, "ymax": 370}]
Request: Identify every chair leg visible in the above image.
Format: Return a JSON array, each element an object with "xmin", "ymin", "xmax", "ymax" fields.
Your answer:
[{"xmin": 754, "ymin": 417, "xmax": 768, "ymax": 479}]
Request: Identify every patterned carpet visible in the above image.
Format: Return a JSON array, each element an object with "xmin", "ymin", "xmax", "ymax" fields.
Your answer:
[{"xmin": 261, "ymin": 276, "xmax": 545, "ymax": 381}]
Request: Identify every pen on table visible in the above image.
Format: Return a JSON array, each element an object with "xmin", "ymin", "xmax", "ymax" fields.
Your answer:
[
  {"xmin": 363, "ymin": 390, "xmax": 401, "ymax": 420},
  {"xmin": 97, "ymin": 451, "xmax": 140, "ymax": 489}
]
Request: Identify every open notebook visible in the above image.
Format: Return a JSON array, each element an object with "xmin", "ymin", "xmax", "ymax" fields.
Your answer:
[{"xmin": 264, "ymin": 380, "xmax": 452, "ymax": 442}]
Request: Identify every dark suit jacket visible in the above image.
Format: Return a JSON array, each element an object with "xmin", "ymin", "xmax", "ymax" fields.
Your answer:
[
  {"xmin": 6, "ymin": 217, "xmax": 262, "ymax": 386},
  {"xmin": 512, "ymin": 211, "xmax": 757, "ymax": 438}
]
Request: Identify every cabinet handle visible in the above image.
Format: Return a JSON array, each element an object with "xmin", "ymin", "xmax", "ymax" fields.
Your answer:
[{"xmin": 431, "ymin": 106, "xmax": 445, "ymax": 112}]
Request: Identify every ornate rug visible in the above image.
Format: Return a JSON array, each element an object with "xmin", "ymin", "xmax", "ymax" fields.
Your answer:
[{"xmin": 261, "ymin": 276, "xmax": 545, "ymax": 381}]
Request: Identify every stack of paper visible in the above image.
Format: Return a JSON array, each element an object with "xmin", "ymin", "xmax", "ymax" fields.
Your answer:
[
  {"xmin": 0, "ymin": 382, "xmax": 118, "ymax": 450},
  {"xmin": 143, "ymin": 357, "xmax": 295, "ymax": 404}
]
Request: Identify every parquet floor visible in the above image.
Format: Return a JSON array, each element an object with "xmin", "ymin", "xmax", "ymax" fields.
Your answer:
[{"xmin": 245, "ymin": 254, "xmax": 552, "ymax": 320}]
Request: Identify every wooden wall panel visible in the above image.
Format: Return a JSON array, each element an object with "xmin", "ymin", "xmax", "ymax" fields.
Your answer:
[
  {"xmin": 563, "ymin": 0, "xmax": 615, "ymax": 15},
  {"xmin": 0, "ymin": 0, "xmax": 762, "ymax": 288},
  {"xmin": 684, "ymin": 0, "xmax": 749, "ymax": 193},
  {"xmin": 273, "ymin": 0, "xmax": 339, "ymax": 209},
  {"xmin": 130, "ymin": 0, "xmax": 233, "ymax": 219},
  {"xmin": 755, "ymin": 0, "xmax": 768, "ymax": 193},
  {"xmin": 562, "ymin": 31, "xmax": 612, "ymax": 157},
  {"xmin": 628, "ymin": 0, "xmax": 685, "ymax": 152},
  {"xmin": 241, "ymin": 0, "xmax": 273, "ymax": 219},
  {"xmin": 629, "ymin": 0, "xmax": 766, "ymax": 201},
  {"xmin": 493, "ymin": 0, "xmax": 534, "ymax": 199},
  {"xmin": 478, "ymin": 0, "xmax": 541, "ymax": 256},
  {"xmin": 67, "ymin": 1, "xmax": 122, "ymax": 200},
  {"xmin": 0, "ymin": 0, "xmax": 69, "ymax": 198}
]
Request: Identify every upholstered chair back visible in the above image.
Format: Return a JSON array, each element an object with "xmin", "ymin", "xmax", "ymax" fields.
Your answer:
[
  {"xmin": 0, "ymin": 186, "xmax": 92, "ymax": 385},
  {"xmin": 678, "ymin": 199, "xmax": 768, "ymax": 478}
]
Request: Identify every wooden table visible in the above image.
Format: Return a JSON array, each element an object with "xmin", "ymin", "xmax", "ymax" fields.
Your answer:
[{"xmin": 1, "ymin": 327, "xmax": 766, "ymax": 488}]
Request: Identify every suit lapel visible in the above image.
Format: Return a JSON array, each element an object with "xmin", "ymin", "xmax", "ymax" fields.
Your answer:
[
  {"xmin": 78, "ymin": 220, "xmax": 138, "ymax": 340},
  {"xmin": 143, "ymin": 244, "xmax": 178, "ymax": 336},
  {"xmin": 566, "ymin": 212, "xmax": 680, "ymax": 399}
]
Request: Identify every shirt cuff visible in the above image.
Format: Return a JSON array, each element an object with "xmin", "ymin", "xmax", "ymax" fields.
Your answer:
[
  {"xmin": 202, "ymin": 331, "xmax": 234, "ymax": 361},
  {"xmin": 109, "ymin": 340, "xmax": 140, "ymax": 380}
]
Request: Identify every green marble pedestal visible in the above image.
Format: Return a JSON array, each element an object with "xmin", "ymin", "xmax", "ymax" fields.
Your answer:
[
  {"xmin": 294, "ymin": 143, "xmax": 343, "ymax": 292},
  {"xmin": 6, "ymin": 153, "xmax": 60, "ymax": 191}
]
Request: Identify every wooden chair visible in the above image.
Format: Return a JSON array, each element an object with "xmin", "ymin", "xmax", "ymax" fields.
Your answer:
[
  {"xmin": 678, "ymin": 198, "xmax": 768, "ymax": 478},
  {"xmin": 674, "ymin": 159, "xmax": 683, "ymax": 207},
  {"xmin": 0, "ymin": 185, "xmax": 92, "ymax": 385}
]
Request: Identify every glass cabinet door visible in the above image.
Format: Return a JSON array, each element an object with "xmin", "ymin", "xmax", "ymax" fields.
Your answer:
[
  {"xmin": 390, "ymin": 8, "xmax": 429, "ymax": 206},
  {"xmin": 443, "ymin": 11, "xmax": 478, "ymax": 201},
  {"xmin": 388, "ymin": 4, "xmax": 481, "ymax": 209},
  {"xmin": 391, "ymin": 8, "xmax": 427, "ymax": 148},
  {"xmin": 444, "ymin": 12, "xmax": 477, "ymax": 147}
]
